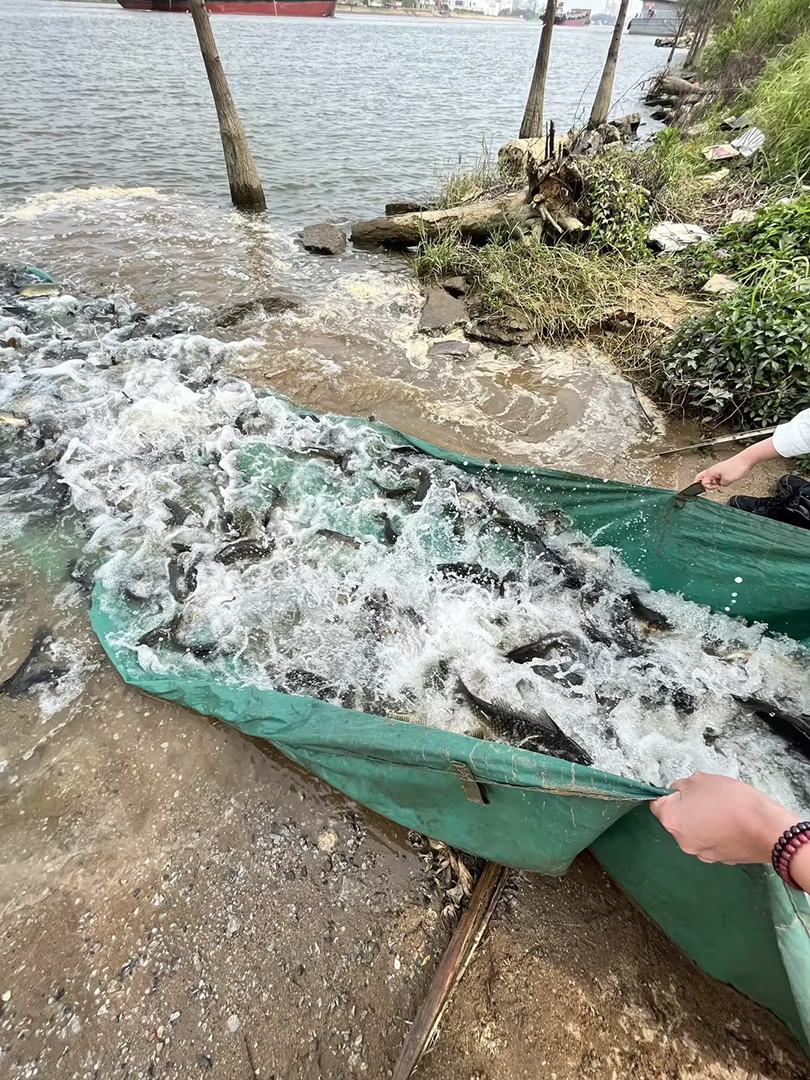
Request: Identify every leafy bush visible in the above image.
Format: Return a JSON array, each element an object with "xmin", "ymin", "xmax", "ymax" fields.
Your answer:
[
  {"xmin": 654, "ymin": 279, "xmax": 810, "ymax": 426},
  {"xmin": 584, "ymin": 153, "xmax": 651, "ymax": 257},
  {"xmin": 625, "ymin": 128, "xmax": 712, "ymax": 222}
]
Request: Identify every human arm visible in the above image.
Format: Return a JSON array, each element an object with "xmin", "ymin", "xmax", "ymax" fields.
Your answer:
[
  {"xmin": 650, "ymin": 772, "xmax": 810, "ymax": 890},
  {"xmin": 695, "ymin": 437, "xmax": 780, "ymax": 490},
  {"xmin": 694, "ymin": 407, "xmax": 810, "ymax": 490}
]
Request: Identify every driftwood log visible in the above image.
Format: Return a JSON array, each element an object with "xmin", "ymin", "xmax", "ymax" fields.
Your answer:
[{"xmin": 351, "ymin": 190, "xmax": 537, "ymax": 249}]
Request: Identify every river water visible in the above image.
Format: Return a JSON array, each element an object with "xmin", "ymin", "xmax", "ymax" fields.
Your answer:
[{"xmin": 1, "ymin": 0, "xmax": 668, "ymax": 218}]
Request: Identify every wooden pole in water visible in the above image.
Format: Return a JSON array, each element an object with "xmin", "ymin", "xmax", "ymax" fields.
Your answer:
[
  {"xmin": 587, "ymin": 0, "xmax": 632, "ymax": 129},
  {"xmin": 187, "ymin": 0, "xmax": 266, "ymax": 212},
  {"xmin": 392, "ymin": 862, "xmax": 509, "ymax": 1080},
  {"xmin": 519, "ymin": 0, "xmax": 557, "ymax": 139}
]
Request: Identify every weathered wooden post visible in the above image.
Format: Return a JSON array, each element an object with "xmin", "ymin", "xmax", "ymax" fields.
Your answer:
[
  {"xmin": 587, "ymin": 0, "xmax": 632, "ymax": 129},
  {"xmin": 519, "ymin": 0, "xmax": 558, "ymax": 139},
  {"xmin": 187, "ymin": 0, "xmax": 266, "ymax": 212}
]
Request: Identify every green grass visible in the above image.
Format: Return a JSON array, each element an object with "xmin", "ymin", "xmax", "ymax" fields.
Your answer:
[
  {"xmin": 414, "ymin": 228, "xmax": 674, "ymax": 343},
  {"xmin": 432, "ymin": 147, "xmax": 522, "ymax": 210},
  {"xmin": 700, "ymin": 0, "xmax": 809, "ymax": 80},
  {"xmin": 746, "ymin": 31, "xmax": 810, "ymax": 181}
]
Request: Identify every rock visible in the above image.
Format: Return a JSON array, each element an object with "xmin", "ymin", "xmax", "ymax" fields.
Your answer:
[
  {"xmin": 317, "ymin": 828, "xmax": 339, "ymax": 854},
  {"xmin": 701, "ymin": 273, "xmax": 741, "ymax": 295},
  {"xmin": 226, "ymin": 1014, "xmax": 241, "ymax": 1033},
  {"xmin": 385, "ymin": 200, "xmax": 431, "ymax": 216},
  {"xmin": 466, "ymin": 309, "xmax": 534, "ymax": 346},
  {"xmin": 301, "ymin": 223, "xmax": 346, "ymax": 256},
  {"xmin": 427, "ymin": 339, "xmax": 470, "ymax": 359},
  {"xmin": 651, "ymin": 107, "xmax": 674, "ymax": 123},
  {"xmin": 597, "ymin": 124, "xmax": 623, "ymax": 146},
  {"xmin": 215, "ymin": 293, "xmax": 299, "ymax": 327},
  {"xmin": 649, "ymin": 222, "xmax": 711, "ymax": 253},
  {"xmin": 197, "ymin": 1055, "xmax": 213, "ymax": 1070},
  {"xmin": 569, "ymin": 128, "xmax": 604, "ymax": 156},
  {"xmin": 419, "ymin": 287, "xmax": 466, "ymax": 335},
  {"xmin": 498, "ymin": 138, "xmax": 546, "ymax": 180},
  {"xmin": 609, "ymin": 112, "xmax": 641, "ymax": 140},
  {"xmin": 730, "ymin": 208, "xmax": 756, "ymax": 224},
  {"xmin": 441, "ymin": 275, "xmax": 468, "ymax": 298}
]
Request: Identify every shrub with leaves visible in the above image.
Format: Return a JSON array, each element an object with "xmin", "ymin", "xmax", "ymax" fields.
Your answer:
[
  {"xmin": 654, "ymin": 279, "xmax": 810, "ymax": 427},
  {"xmin": 584, "ymin": 153, "xmax": 650, "ymax": 258}
]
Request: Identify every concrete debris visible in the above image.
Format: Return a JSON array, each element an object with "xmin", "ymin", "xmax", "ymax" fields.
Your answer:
[{"xmin": 419, "ymin": 286, "xmax": 467, "ymax": 335}]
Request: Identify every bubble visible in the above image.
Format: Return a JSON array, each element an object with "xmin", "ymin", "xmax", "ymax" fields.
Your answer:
[{"xmin": 734, "ymin": 576, "xmax": 744, "ymax": 584}]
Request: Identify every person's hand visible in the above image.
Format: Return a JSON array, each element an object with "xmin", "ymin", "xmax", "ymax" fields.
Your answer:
[
  {"xmin": 694, "ymin": 453, "xmax": 753, "ymax": 490},
  {"xmin": 650, "ymin": 773, "xmax": 796, "ymax": 864}
]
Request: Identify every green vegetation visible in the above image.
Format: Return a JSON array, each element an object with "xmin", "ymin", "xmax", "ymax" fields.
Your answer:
[
  {"xmin": 746, "ymin": 31, "xmax": 810, "ymax": 180},
  {"xmin": 700, "ymin": 0, "xmax": 808, "ymax": 80},
  {"xmin": 655, "ymin": 280, "xmax": 810, "ymax": 427},
  {"xmin": 585, "ymin": 153, "xmax": 650, "ymax": 256},
  {"xmin": 415, "ymin": 228, "xmax": 671, "ymax": 342}
]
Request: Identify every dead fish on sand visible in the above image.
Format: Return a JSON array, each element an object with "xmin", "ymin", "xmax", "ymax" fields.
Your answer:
[
  {"xmin": 0, "ymin": 628, "xmax": 68, "ymax": 697},
  {"xmin": 457, "ymin": 680, "xmax": 592, "ymax": 765}
]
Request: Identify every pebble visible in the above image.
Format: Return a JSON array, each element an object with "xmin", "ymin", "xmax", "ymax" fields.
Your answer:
[
  {"xmin": 226, "ymin": 1014, "xmax": 241, "ymax": 1033},
  {"xmin": 227, "ymin": 915, "xmax": 240, "ymax": 936},
  {"xmin": 317, "ymin": 829, "xmax": 339, "ymax": 854},
  {"xmin": 1, "ymin": 990, "xmax": 11, "ymax": 1002}
]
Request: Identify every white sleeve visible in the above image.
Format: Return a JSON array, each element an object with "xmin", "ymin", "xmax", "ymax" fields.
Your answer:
[{"xmin": 772, "ymin": 409, "xmax": 810, "ymax": 458}]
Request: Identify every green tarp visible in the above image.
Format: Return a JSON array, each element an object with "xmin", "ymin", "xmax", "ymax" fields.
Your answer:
[{"xmin": 89, "ymin": 413, "xmax": 810, "ymax": 1053}]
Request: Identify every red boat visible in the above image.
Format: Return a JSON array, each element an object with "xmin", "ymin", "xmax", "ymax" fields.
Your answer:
[
  {"xmin": 117, "ymin": 0, "xmax": 336, "ymax": 15},
  {"xmin": 553, "ymin": 3, "xmax": 591, "ymax": 25}
]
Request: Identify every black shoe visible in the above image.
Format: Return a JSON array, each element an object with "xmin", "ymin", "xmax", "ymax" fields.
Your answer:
[
  {"xmin": 776, "ymin": 474, "xmax": 810, "ymax": 500},
  {"xmin": 728, "ymin": 494, "xmax": 780, "ymax": 516}
]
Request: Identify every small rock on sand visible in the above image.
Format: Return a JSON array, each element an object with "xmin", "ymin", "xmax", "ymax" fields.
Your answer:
[
  {"xmin": 428, "ymin": 339, "xmax": 470, "ymax": 359},
  {"xmin": 317, "ymin": 828, "xmax": 339, "ymax": 854}
]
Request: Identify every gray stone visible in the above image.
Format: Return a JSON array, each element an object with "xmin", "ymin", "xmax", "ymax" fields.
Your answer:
[
  {"xmin": 441, "ymin": 276, "xmax": 468, "ymax": 298},
  {"xmin": 419, "ymin": 287, "xmax": 466, "ymax": 335},
  {"xmin": 427, "ymin": 339, "xmax": 470, "ymax": 360},
  {"xmin": 609, "ymin": 112, "xmax": 641, "ymax": 140},
  {"xmin": 701, "ymin": 273, "xmax": 741, "ymax": 295},
  {"xmin": 466, "ymin": 310, "xmax": 534, "ymax": 347},
  {"xmin": 215, "ymin": 293, "xmax": 299, "ymax": 327},
  {"xmin": 301, "ymin": 223, "xmax": 347, "ymax": 256},
  {"xmin": 597, "ymin": 123, "xmax": 622, "ymax": 146}
]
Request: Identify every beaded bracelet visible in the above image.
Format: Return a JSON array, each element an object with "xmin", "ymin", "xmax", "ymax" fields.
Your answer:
[{"xmin": 772, "ymin": 822, "xmax": 810, "ymax": 890}]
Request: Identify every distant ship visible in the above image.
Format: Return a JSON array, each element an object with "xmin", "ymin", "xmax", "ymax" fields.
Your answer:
[
  {"xmin": 116, "ymin": 0, "xmax": 336, "ymax": 15},
  {"xmin": 553, "ymin": 3, "xmax": 591, "ymax": 26}
]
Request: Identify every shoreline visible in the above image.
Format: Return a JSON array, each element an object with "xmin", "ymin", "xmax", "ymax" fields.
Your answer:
[{"xmin": 335, "ymin": 5, "xmax": 527, "ymax": 20}]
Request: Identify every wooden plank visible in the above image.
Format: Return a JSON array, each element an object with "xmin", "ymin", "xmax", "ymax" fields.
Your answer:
[{"xmin": 393, "ymin": 861, "xmax": 509, "ymax": 1080}]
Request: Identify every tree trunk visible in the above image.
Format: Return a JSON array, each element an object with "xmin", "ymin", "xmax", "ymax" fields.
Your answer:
[
  {"xmin": 519, "ymin": 0, "xmax": 557, "ymax": 139},
  {"xmin": 587, "ymin": 0, "xmax": 632, "ymax": 129},
  {"xmin": 187, "ymin": 0, "xmax": 266, "ymax": 212},
  {"xmin": 351, "ymin": 190, "xmax": 536, "ymax": 248}
]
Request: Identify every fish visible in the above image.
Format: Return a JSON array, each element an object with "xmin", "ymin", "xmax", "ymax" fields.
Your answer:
[
  {"xmin": 625, "ymin": 591, "xmax": 672, "ymax": 632},
  {"xmin": 457, "ymin": 680, "xmax": 593, "ymax": 766},
  {"xmin": 434, "ymin": 562, "xmax": 503, "ymax": 591},
  {"xmin": 388, "ymin": 444, "xmax": 428, "ymax": 456},
  {"xmin": 488, "ymin": 514, "xmax": 584, "ymax": 588},
  {"xmin": 379, "ymin": 514, "xmax": 399, "ymax": 546},
  {"xmin": 137, "ymin": 619, "xmax": 178, "ymax": 648},
  {"xmin": 168, "ymin": 557, "xmax": 198, "ymax": 602},
  {"xmin": 163, "ymin": 498, "xmax": 189, "ymax": 526},
  {"xmin": 372, "ymin": 481, "xmax": 416, "ymax": 500},
  {"xmin": 0, "ymin": 411, "xmax": 28, "ymax": 428},
  {"xmin": 733, "ymin": 696, "xmax": 810, "ymax": 756},
  {"xmin": 0, "ymin": 628, "xmax": 68, "ymax": 698},
  {"xmin": 18, "ymin": 283, "xmax": 62, "ymax": 298},
  {"xmin": 412, "ymin": 467, "xmax": 431, "ymax": 507},
  {"xmin": 301, "ymin": 445, "xmax": 351, "ymax": 472},
  {"xmin": 505, "ymin": 632, "xmax": 588, "ymax": 687},
  {"xmin": 316, "ymin": 528, "xmax": 363, "ymax": 549},
  {"xmin": 215, "ymin": 537, "xmax": 274, "ymax": 565}
]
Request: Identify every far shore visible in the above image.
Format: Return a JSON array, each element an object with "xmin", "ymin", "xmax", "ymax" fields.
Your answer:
[{"xmin": 336, "ymin": 5, "xmax": 527, "ymax": 19}]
